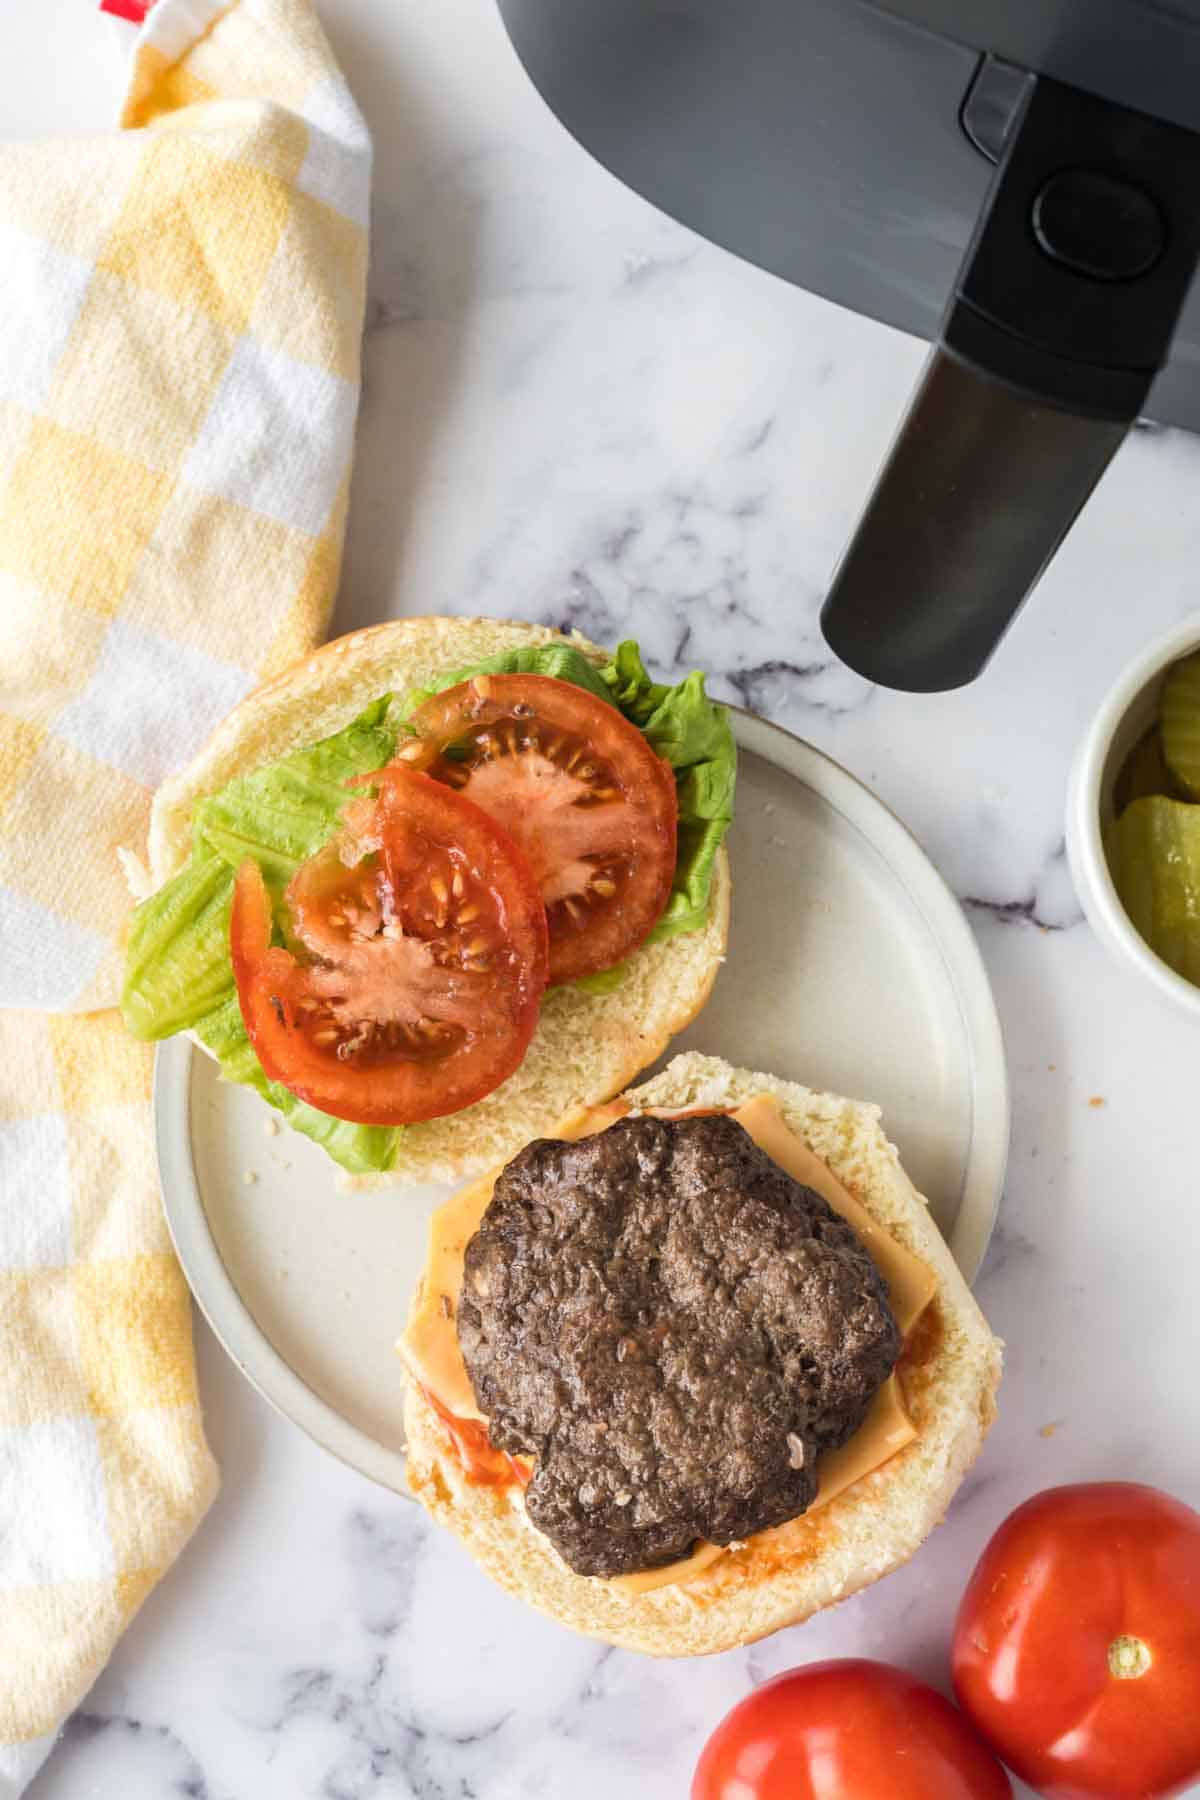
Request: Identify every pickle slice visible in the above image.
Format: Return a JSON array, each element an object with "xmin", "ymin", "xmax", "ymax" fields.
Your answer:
[
  {"xmin": 1105, "ymin": 795, "xmax": 1200, "ymax": 984},
  {"xmin": 1113, "ymin": 725, "xmax": 1172, "ymax": 814},
  {"xmin": 1159, "ymin": 651, "xmax": 1200, "ymax": 799}
]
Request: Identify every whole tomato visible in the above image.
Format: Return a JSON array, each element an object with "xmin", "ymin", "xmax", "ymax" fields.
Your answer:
[
  {"xmin": 953, "ymin": 1482, "xmax": 1200, "ymax": 1800},
  {"xmin": 692, "ymin": 1658, "xmax": 1012, "ymax": 1800}
]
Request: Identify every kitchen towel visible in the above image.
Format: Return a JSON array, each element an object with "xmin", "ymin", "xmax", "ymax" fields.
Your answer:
[{"xmin": 0, "ymin": 1, "xmax": 371, "ymax": 1790}]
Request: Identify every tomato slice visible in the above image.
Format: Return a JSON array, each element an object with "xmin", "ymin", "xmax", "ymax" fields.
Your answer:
[
  {"xmin": 403, "ymin": 674, "xmax": 677, "ymax": 983},
  {"xmin": 230, "ymin": 765, "xmax": 548, "ymax": 1125}
]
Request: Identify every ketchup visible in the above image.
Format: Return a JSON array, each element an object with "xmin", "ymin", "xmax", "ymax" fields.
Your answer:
[{"xmin": 423, "ymin": 1386, "xmax": 531, "ymax": 1490}]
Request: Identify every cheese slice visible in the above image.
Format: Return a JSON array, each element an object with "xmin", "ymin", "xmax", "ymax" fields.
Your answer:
[
  {"xmin": 399, "ymin": 1094, "xmax": 939, "ymax": 1595},
  {"xmin": 605, "ymin": 1539, "xmax": 729, "ymax": 1594},
  {"xmin": 607, "ymin": 1376, "xmax": 920, "ymax": 1595},
  {"xmin": 401, "ymin": 1100, "xmax": 627, "ymax": 1425},
  {"xmin": 718, "ymin": 1094, "xmax": 936, "ymax": 1337}
]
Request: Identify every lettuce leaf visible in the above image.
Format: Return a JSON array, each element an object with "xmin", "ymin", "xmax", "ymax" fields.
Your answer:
[
  {"xmin": 193, "ymin": 695, "xmax": 395, "ymax": 886},
  {"xmin": 121, "ymin": 848, "xmax": 236, "ymax": 1041},
  {"xmin": 571, "ymin": 961, "xmax": 630, "ymax": 996},
  {"xmin": 402, "ymin": 644, "xmax": 614, "ymax": 714},
  {"xmin": 121, "ymin": 642, "xmax": 735, "ymax": 1175},
  {"xmin": 121, "ymin": 703, "xmax": 403, "ymax": 1175},
  {"xmin": 599, "ymin": 643, "xmax": 735, "ymax": 940}
]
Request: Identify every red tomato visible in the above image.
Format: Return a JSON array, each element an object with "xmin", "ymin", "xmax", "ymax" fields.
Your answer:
[
  {"xmin": 230, "ymin": 764, "xmax": 548, "ymax": 1125},
  {"xmin": 405, "ymin": 673, "xmax": 677, "ymax": 982},
  {"xmin": 953, "ymin": 1482, "xmax": 1200, "ymax": 1800},
  {"xmin": 692, "ymin": 1659, "xmax": 1012, "ymax": 1800}
]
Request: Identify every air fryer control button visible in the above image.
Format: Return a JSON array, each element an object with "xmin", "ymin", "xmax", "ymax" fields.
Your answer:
[{"xmin": 1032, "ymin": 169, "xmax": 1165, "ymax": 281}]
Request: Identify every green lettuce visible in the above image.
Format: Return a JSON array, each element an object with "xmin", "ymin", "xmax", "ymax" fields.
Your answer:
[
  {"xmin": 192, "ymin": 696, "xmax": 395, "ymax": 885},
  {"xmin": 122, "ymin": 847, "xmax": 236, "ymax": 1042},
  {"xmin": 122, "ymin": 702, "xmax": 403, "ymax": 1174},
  {"xmin": 121, "ymin": 642, "xmax": 735, "ymax": 1175},
  {"xmin": 403, "ymin": 643, "xmax": 614, "ymax": 713},
  {"xmin": 571, "ymin": 962, "xmax": 630, "ymax": 997},
  {"xmin": 599, "ymin": 642, "xmax": 736, "ymax": 940}
]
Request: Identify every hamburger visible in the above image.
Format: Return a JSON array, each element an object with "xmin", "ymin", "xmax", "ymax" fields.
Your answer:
[
  {"xmin": 120, "ymin": 617, "xmax": 733, "ymax": 1184},
  {"xmin": 400, "ymin": 1052, "xmax": 1002, "ymax": 1656}
]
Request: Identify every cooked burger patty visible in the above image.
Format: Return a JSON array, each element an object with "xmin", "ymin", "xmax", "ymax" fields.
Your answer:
[{"xmin": 457, "ymin": 1113, "xmax": 902, "ymax": 1578}]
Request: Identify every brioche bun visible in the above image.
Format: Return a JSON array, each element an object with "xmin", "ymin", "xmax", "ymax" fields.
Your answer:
[
  {"xmin": 403, "ymin": 1052, "xmax": 1002, "ymax": 1657},
  {"xmin": 142, "ymin": 618, "xmax": 729, "ymax": 1187}
]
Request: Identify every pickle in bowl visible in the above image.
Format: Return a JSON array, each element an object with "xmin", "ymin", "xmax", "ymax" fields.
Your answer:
[
  {"xmin": 1106, "ymin": 796, "xmax": 1200, "ymax": 985},
  {"xmin": 1161, "ymin": 650, "xmax": 1200, "ymax": 801},
  {"xmin": 1106, "ymin": 647, "xmax": 1200, "ymax": 985},
  {"xmin": 1113, "ymin": 724, "xmax": 1175, "ymax": 813}
]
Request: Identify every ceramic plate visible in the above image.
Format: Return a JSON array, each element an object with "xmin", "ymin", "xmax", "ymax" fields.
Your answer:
[{"xmin": 155, "ymin": 709, "xmax": 1010, "ymax": 1495}]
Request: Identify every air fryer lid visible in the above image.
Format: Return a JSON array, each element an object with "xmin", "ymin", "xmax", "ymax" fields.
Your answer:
[{"xmin": 496, "ymin": 0, "xmax": 1200, "ymax": 427}]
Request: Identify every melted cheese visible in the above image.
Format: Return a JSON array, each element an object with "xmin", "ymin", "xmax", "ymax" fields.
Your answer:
[
  {"xmin": 720, "ymin": 1094, "xmax": 936, "ymax": 1337},
  {"xmin": 398, "ymin": 1094, "xmax": 939, "ymax": 1594},
  {"xmin": 607, "ymin": 1376, "xmax": 920, "ymax": 1595},
  {"xmin": 401, "ymin": 1101, "xmax": 627, "ymax": 1424},
  {"xmin": 607, "ymin": 1540, "xmax": 729, "ymax": 1595}
]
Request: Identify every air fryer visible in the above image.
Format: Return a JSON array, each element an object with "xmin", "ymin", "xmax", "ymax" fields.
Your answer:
[{"xmin": 494, "ymin": 0, "xmax": 1200, "ymax": 691}]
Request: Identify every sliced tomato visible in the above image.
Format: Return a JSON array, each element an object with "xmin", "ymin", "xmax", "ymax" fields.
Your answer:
[
  {"xmin": 229, "ymin": 765, "xmax": 548, "ymax": 1126},
  {"xmin": 403, "ymin": 673, "xmax": 677, "ymax": 982}
]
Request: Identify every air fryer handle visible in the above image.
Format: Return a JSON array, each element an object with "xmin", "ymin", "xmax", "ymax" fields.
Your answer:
[
  {"xmin": 821, "ymin": 68, "xmax": 1200, "ymax": 692},
  {"xmin": 821, "ymin": 351, "xmax": 1126, "ymax": 691}
]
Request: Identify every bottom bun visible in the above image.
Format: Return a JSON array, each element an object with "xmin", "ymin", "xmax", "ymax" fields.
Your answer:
[{"xmin": 403, "ymin": 1051, "xmax": 1002, "ymax": 1657}]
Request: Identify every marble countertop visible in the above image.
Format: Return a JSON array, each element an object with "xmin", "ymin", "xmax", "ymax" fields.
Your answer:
[{"xmin": 10, "ymin": 2, "xmax": 1200, "ymax": 1795}]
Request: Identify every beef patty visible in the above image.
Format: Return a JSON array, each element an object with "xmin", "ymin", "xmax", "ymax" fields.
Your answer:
[{"xmin": 457, "ymin": 1113, "xmax": 902, "ymax": 1578}]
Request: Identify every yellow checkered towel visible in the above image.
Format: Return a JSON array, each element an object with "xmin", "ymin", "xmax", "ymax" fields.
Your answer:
[{"xmin": 0, "ymin": 1, "xmax": 370, "ymax": 1789}]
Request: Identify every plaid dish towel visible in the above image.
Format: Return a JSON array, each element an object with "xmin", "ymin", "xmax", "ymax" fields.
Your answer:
[{"xmin": 0, "ymin": 1, "xmax": 371, "ymax": 1790}]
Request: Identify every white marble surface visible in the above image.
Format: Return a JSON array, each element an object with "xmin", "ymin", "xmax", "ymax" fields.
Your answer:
[{"xmin": 9, "ymin": 1, "xmax": 1200, "ymax": 1794}]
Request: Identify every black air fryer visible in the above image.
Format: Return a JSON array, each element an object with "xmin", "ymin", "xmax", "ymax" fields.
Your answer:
[{"xmin": 494, "ymin": 0, "xmax": 1200, "ymax": 691}]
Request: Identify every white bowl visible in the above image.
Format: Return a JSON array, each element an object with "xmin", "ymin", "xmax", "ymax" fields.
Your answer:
[{"xmin": 1066, "ymin": 612, "xmax": 1200, "ymax": 1017}]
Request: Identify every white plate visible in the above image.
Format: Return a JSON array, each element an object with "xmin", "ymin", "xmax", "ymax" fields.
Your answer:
[{"xmin": 155, "ymin": 710, "xmax": 1010, "ymax": 1496}]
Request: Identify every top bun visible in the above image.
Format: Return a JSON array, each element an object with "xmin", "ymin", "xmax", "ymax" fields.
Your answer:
[{"xmin": 146, "ymin": 617, "xmax": 730, "ymax": 1187}]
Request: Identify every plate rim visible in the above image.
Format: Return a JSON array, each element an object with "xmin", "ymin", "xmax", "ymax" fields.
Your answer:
[
  {"xmin": 155, "ymin": 1032, "xmax": 412, "ymax": 1494},
  {"xmin": 155, "ymin": 706, "xmax": 1010, "ymax": 1497}
]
